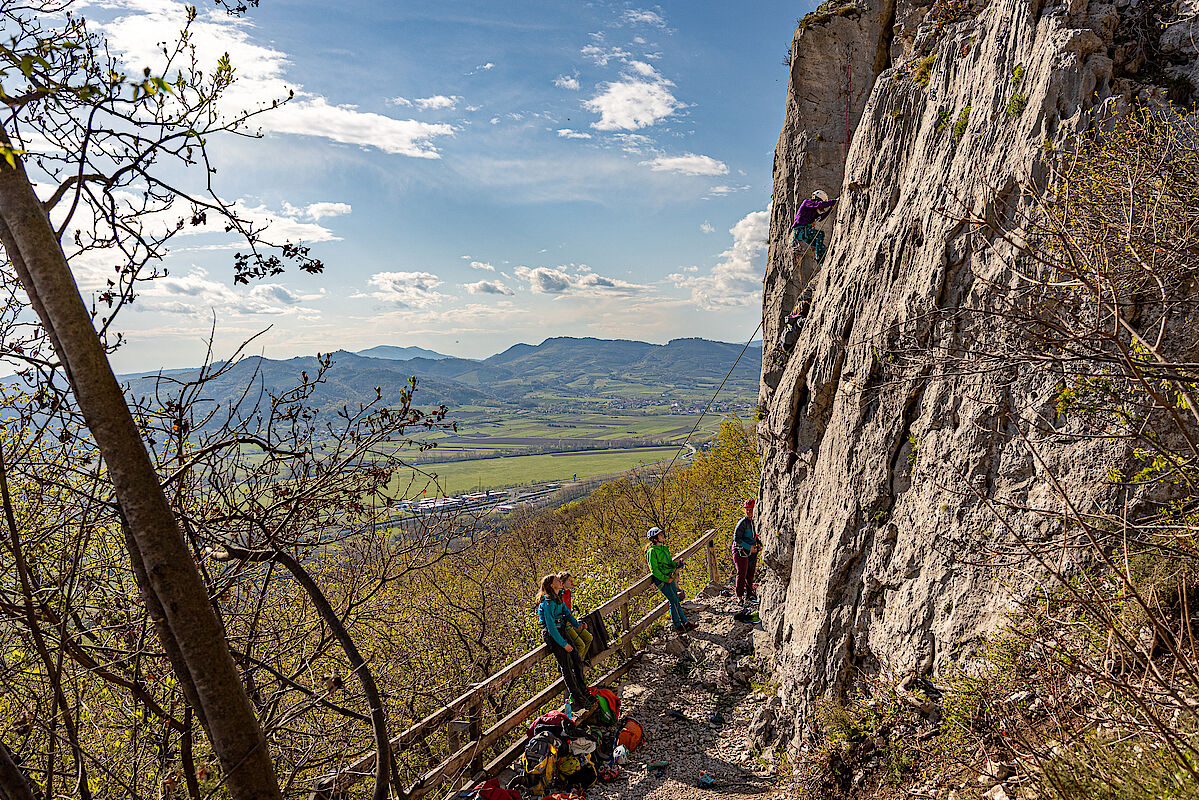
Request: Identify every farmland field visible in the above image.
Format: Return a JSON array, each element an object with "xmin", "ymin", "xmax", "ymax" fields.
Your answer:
[
  {"xmin": 388, "ymin": 446, "xmax": 680, "ymax": 497},
  {"xmin": 391, "ymin": 410, "xmax": 705, "ymax": 463}
]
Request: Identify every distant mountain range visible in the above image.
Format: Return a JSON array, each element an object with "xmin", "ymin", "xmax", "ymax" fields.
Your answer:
[
  {"xmin": 120, "ymin": 337, "xmax": 764, "ymax": 416},
  {"xmin": 354, "ymin": 345, "xmax": 450, "ymax": 361}
]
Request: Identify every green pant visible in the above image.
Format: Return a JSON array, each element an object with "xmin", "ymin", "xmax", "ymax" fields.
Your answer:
[
  {"xmin": 791, "ymin": 224, "xmax": 827, "ymax": 262},
  {"xmin": 565, "ymin": 625, "xmax": 593, "ymax": 662}
]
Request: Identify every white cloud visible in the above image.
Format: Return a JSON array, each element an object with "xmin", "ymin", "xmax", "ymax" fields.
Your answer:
[
  {"xmin": 465, "ymin": 280, "xmax": 515, "ymax": 296},
  {"xmin": 707, "ymin": 185, "xmax": 751, "ymax": 196},
  {"xmin": 554, "ymin": 74, "xmax": 581, "ymax": 90},
  {"xmin": 359, "ymin": 271, "xmax": 447, "ymax": 308},
  {"xmin": 266, "ymin": 99, "xmax": 454, "ymax": 158},
  {"xmin": 640, "ymin": 153, "xmax": 728, "ymax": 176},
  {"xmin": 557, "ymin": 129, "xmax": 593, "ymax": 139},
  {"xmin": 700, "ymin": 221, "xmax": 715, "ymax": 234},
  {"xmin": 229, "ymin": 201, "xmax": 343, "ymax": 243},
  {"xmin": 413, "ymin": 95, "xmax": 462, "ymax": 111},
  {"xmin": 584, "ymin": 72, "xmax": 683, "ymax": 131},
  {"xmin": 478, "ymin": 62, "xmax": 496, "ymax": 70},
  {"xmin": 281, "ymin": 201, "xmax": 352, "ymax": 221},
  {"xmin": 623, "ymin": 9, "xmax": 666, "ymax": 26},
  {"xmin": 98, "ymin": 2, "xmax": 454, "ymax": 158},
  {"xmin": 50, "ymin": 184, "xmax": 343, "ymax": 289},
  {"xmin": 514, "ymin": 265, "xmax": 647, "ymax": 296},
  {"xmin": 354, "ymin": 300, "xmax": 531, "ymax": 338},
  {"xmin": 138, "ymin": 267, "xmax": 323, "ymax": 317},
  {"xmin": 627, "ymin": 60, "xmax": 658, "ymax": 78},
  {"xmin": 303, "ymin": 202, "xmax": 352, "ymax": 221},
  {"xmin": 669, "ymin": 208, "xmax": 769, "ymax": 310},
  {"xmin": 581, "ymin": 44, "xmax": 632, "ymax": 67},
  {"xmin": 469, "ymin": 261, "xmax": 496, "ymax": 271}
]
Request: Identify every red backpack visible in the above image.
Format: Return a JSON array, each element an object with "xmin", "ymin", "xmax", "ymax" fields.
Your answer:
[
  {"xmin": 526, "ymin": 709, "xmax": 572, "ymax": 738},
  {"xmin": 463, "ymin": 778, "xmax": 520, "ymax": 800}
]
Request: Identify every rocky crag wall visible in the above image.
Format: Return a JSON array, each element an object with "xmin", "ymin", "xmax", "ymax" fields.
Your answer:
[{"xmin": 756, "ymin": 0, "xmax": 1198, "ymax": 748}]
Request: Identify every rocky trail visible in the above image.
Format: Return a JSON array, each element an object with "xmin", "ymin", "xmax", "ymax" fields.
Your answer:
[{"xmin": 582, "ymin": 589, "xmax": 797, "ymax": 800}]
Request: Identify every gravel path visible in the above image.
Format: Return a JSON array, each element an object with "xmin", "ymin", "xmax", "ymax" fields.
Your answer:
[{"xmin": 583, "ymin": 589, "xmax": 799, "ymax": 800}]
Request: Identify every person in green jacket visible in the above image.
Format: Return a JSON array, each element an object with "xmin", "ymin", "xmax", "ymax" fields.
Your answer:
[{"xmin": 646, "ymin": 527, "xmax": 697, "ymax": 633}]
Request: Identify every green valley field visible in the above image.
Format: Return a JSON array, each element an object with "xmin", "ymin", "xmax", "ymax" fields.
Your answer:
[{"xmin": 391, "ymin": 445, "xmax": 680, "ymax": 497}]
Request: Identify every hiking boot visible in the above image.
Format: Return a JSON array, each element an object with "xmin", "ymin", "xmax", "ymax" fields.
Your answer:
[
  {"xmin": 672, "ymin": 625, "xmax": 687, "ymax": 634},
  {"xmin": 684, "ymin": 621, "xmax": 699, "ymax": 631}
]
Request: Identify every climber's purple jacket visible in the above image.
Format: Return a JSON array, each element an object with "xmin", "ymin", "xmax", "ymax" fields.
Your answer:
[{"xmin": 791, "ymin": 197, "xmax": 838, "ymax": 229}]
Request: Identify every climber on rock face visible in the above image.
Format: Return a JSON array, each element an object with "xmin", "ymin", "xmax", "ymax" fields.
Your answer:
[{"xmin": 790, "ymin": 189, "xmax": 838, "ymax": 263}]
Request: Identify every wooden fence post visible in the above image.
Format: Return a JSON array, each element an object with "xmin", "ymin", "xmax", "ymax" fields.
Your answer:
[
  {"xmin": 447, "ymin": 720, "xmax": 468, "ymax": 754},
  {"xmin": 706, "ymin": 537, "xmax": 719, "ymax": 585},
  {"xmin": 620, "ymin": 601, "xmax": 633, "ymax": 659},
  {"xmin": 468, "ymin": 698, "xmax": 483, "ymax": 771}
]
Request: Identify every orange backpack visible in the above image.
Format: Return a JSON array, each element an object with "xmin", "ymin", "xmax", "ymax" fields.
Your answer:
[{"xmin": 616, "ymin": 717, "xmax": 643, "ymax": 751}]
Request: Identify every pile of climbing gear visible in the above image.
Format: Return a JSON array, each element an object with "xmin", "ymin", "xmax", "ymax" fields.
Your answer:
[{"xmin": 505, "ymin": 688, "xmax": 645, "ymax": 798}]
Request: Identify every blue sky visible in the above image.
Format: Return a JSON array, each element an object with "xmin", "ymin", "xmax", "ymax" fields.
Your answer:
[{"xmin": 67, "ymin": 0, "xmax": 806, "ymax": 371}]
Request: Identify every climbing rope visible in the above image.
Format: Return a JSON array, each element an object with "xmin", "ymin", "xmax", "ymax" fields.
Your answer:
[
  {"xmin": 663, "ymin": 320, "xmax": 764, "ymax": 476},
  {"xmin": 845, "ymin": 45, "xmax": 853, "ymax": 153}
]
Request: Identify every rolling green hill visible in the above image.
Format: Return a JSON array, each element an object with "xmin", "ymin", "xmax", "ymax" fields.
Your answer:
[{"xmin": 121, "ymin": 336, "xmax": 764, "ymax": 417}]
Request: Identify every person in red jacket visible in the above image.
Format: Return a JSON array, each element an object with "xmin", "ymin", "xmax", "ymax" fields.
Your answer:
[{"xmin": 790, "ymin": 189, "xmax": 838, "ymax": 262}]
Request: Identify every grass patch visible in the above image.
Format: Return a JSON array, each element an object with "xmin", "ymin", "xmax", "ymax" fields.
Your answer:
[
  {"xmin": 1005, "ymin": 92, "xmax": 1027, "ymax": 117},
  {"xmin": 799, "ymin": 0, "xmax": 862, "ymax": 29},
  {"xmin": 910, "ymin": 55, "xmax": 936, "ymax": 88},
  {"xmin": 935, "ymin": 108, "xmax": 952, "ymax": 132}
]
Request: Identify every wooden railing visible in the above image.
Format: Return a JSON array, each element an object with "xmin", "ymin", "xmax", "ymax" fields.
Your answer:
[{"xmin": 311, "ymin": 528, "xmax": 720, "ymax": 800}]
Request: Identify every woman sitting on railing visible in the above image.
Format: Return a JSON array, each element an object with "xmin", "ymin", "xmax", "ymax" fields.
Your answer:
[
  {"xmin": 536, "ymin": 574, "xmax": 593, "ymax": 709},
  {"xmin": 558, "ymin": 571, "xmax": 593, "ymax": 661},
  {"xmin": 646, "ymin": 527, "xmax": 698, "ymax": 634}
]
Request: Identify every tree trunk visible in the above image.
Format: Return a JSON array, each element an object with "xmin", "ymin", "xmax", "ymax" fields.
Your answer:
[
  {"xmin": 0, "ymin": 740, "xmax": 38, "ymax": 800},
  {"xmin": 0, "ymin": 127, "xmax": 283, "ymax": 800}
]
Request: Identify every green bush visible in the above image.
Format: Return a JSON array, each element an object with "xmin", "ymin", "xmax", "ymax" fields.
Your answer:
[
  {"xmin": 952, "ymin": 101, "xmax": 971, "ymax": 143},
  {"xmin": 1011, "ymin": 62, "xmax": 1025, "ymax": 89},
  {"xmin": 1005, "ymin": 92, "xmax": 1027, "ymax": 117}
]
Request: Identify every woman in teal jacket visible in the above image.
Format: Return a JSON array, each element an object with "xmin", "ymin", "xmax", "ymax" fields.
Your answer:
[
  {"xmin": 535, "ymin": 574, "xmax": 591, "ymax": 707},
  {"xmin": 646, "ymin": 528, "xmax": 697, "ymax": 633}
]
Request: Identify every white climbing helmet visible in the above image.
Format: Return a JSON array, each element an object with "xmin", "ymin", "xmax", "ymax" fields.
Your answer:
[
  {"xmin": 812, "ymin": 189, "xmax": 829, "ymax": 201},
  {"xmin": 647, "ymin": 526, "xmax": 663, "ymax": 541}
]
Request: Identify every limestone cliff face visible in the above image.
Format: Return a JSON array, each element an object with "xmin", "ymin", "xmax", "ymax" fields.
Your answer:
[{"xmin": 757, "ymin": 0, "xmax": 1198, "ymax": 747}]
